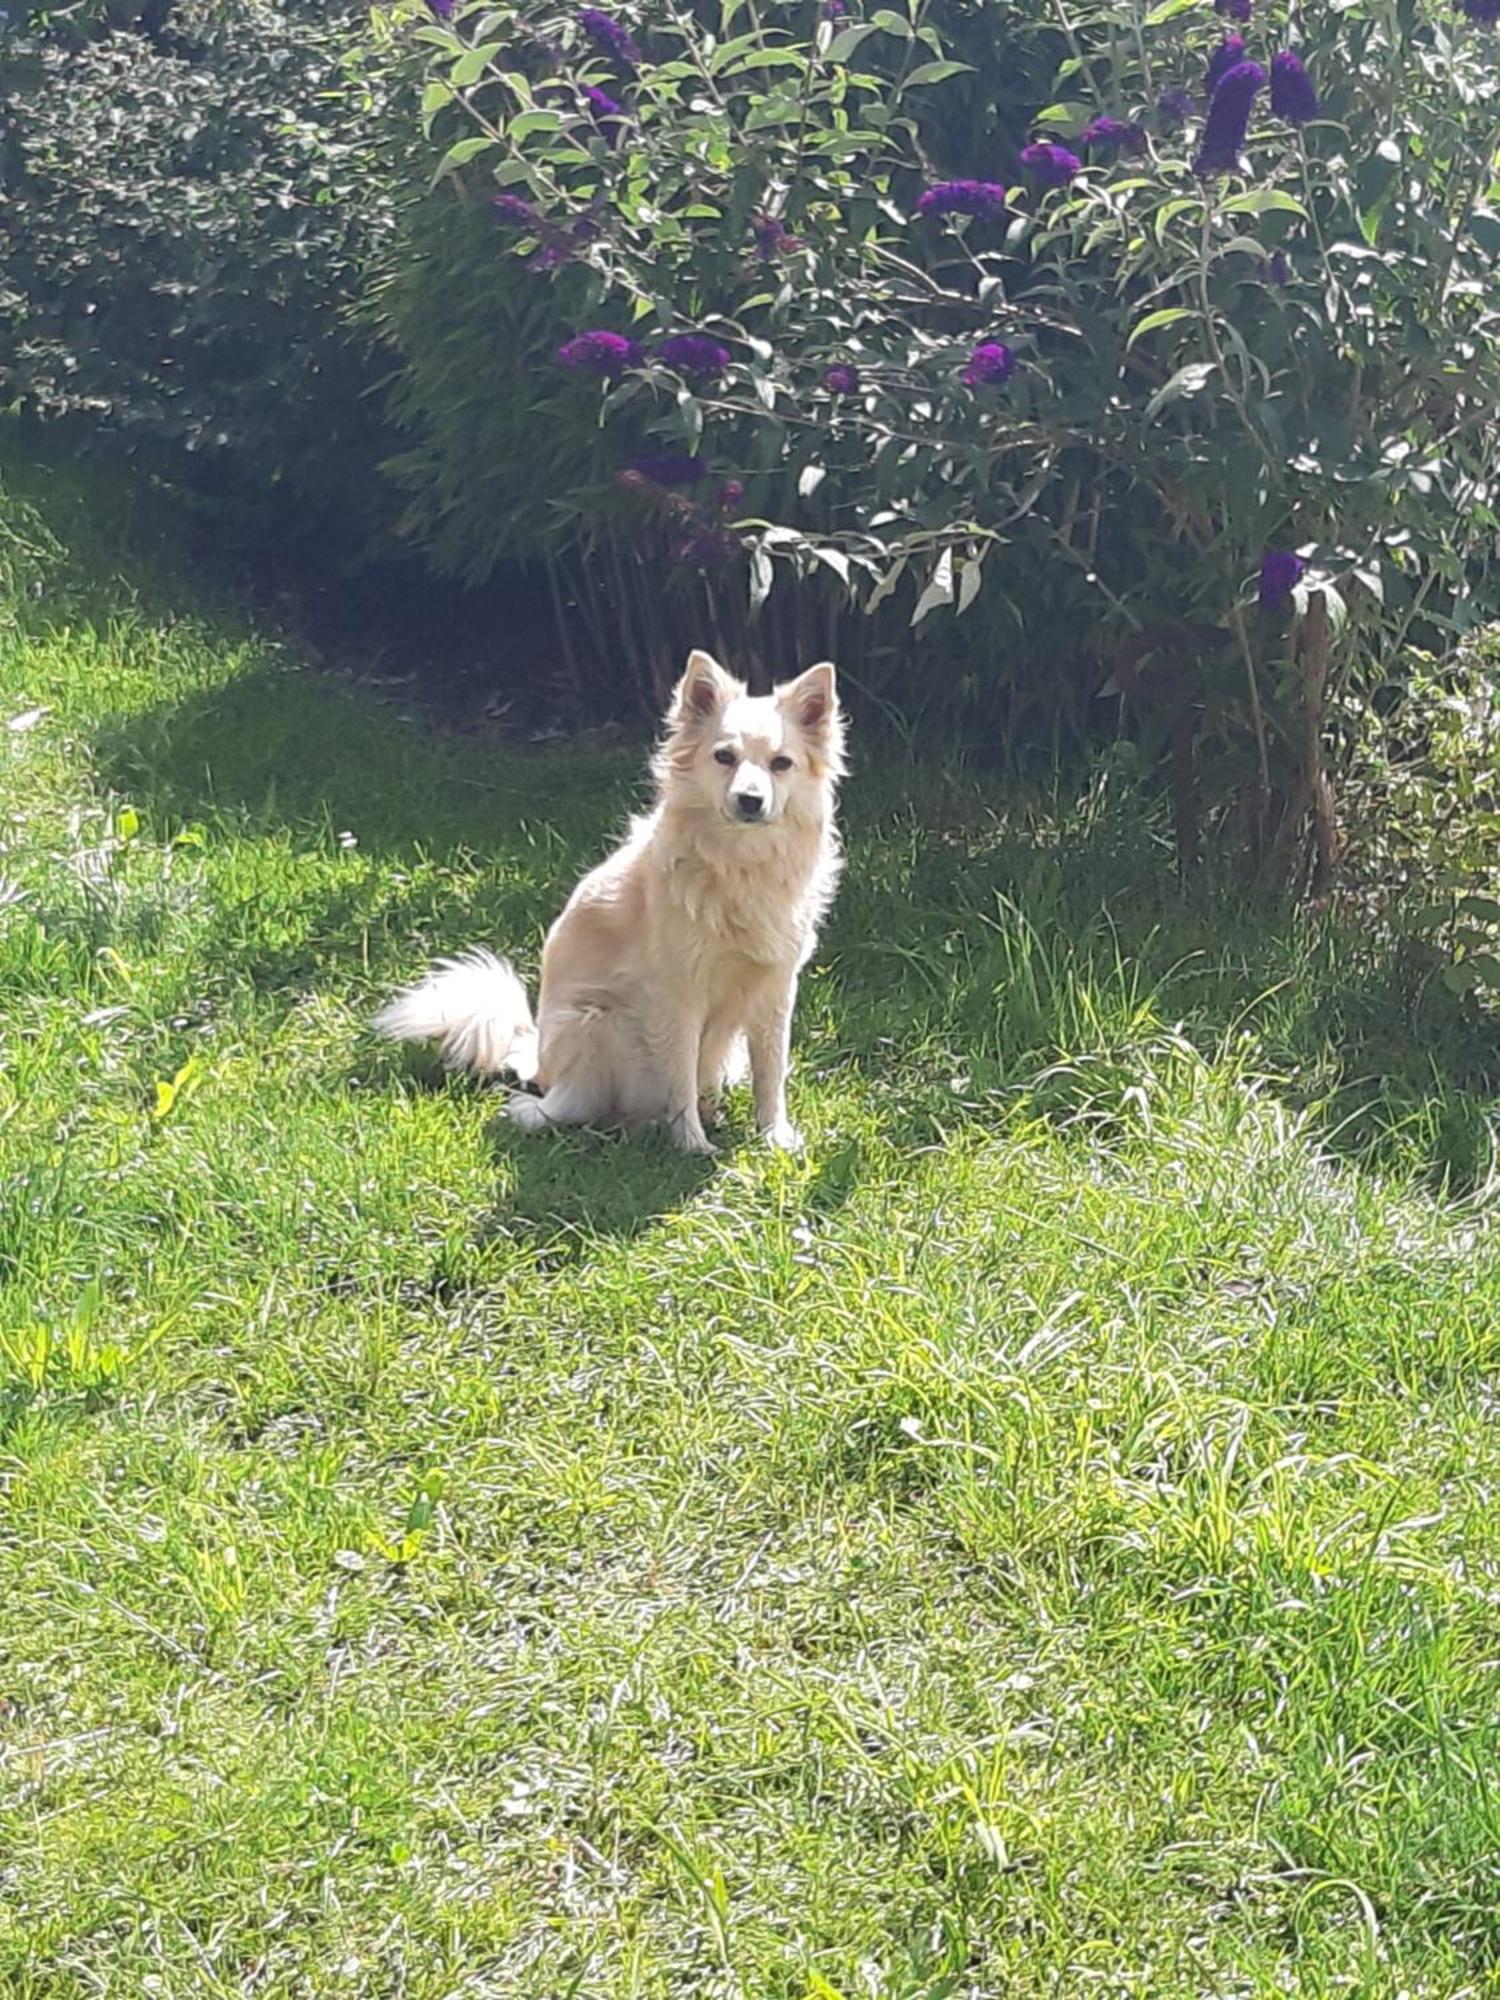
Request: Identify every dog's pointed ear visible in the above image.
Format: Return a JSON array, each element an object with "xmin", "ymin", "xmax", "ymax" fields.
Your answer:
[
  {"xmin": 778, "ymin": 660, "xmax": 838, "ymax": 734},
  {"xmin": 673, "ymin": 649, "xmax": 737, "ymax": 723}
]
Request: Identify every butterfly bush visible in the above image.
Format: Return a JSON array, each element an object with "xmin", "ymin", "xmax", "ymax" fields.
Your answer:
[{"xmin": 394, "ymin": 0, "xmax": 1500, "ymax": 867}]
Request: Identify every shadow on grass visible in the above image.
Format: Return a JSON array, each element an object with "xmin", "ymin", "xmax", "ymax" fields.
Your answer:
[
  {"xmin": 86, "ymin": 621, "xmax": 1500, "ymax": 1195},
  {"xmin": 478, "ymin": 1114, "xmax": 719, "ymax": 1256}
]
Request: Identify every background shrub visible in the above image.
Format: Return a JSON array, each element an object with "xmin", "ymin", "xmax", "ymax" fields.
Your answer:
[
  {"xmin": 383, "ymin": 0, "xmax": 1500, "ymax": 873},
  {"xmin": 0, "ymin": 0, "xmax": 407, "ymax": 555}
]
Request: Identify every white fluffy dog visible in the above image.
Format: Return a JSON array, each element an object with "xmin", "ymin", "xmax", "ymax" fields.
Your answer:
[{"xmin": 374, "ymin": 649, "xmax": 845, "ymax": 1152}]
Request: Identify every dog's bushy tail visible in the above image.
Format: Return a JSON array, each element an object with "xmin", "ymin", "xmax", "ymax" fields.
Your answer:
[{"xmin": 373, "ymin": 948, "xmax": 538, "ymax": 1079}]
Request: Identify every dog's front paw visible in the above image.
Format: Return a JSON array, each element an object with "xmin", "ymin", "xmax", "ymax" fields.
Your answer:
[{"xmin": 763, "ymin": 1120, "xmax": 804, "ymax": 1153}]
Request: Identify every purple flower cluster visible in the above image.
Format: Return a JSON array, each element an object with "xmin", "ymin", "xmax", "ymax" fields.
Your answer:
[
  {"xmin": 557, "ymin": 330, "xmax": 643, "ymax": 377},
  {"xmin": 1264, "ymin": 249, "xmax": 1291, "ymax": 285},
  {"xmin": 494, "ymin": 194, "xmax": 599, "ymax": 271},
  {"xmin": 657, "ymin": 333, "xmax": 732, "ymax": 380},
  {"xmin": 914, "ymin": 179, "xmax": 1009, "ymax": 219},
  {"xmin": 579, "ymin": 8, "xmax": 640, "ymax": 65},
  {"xmin": 963, "ymin": 341, "xmax": 1017, "ymax": 387},
  {"xmin": 751, "ymin": 213, "xmax": 800, "ymax": 259},
  {"xmin": 493, "ymin": 193, "xmax": 539, "ymax": 227},
  {"xmin": 1206, "ymin": 34, "xmax": 1248, "ymax": 91},
  {"xmin": 1215, "ymin": 0, "xmax": 1253, "ymax": 19},
  {"xmin": 1259, "ymin": 549, "xmax": 1305, "ymax": 609},
  {"xmin": 1080, "ymin": 115, "xmax": 1145, "ymax": 152},
  {"xmin": 821, "ymin": 0, "xmax": 849, "ymax": 16},
  {"xmin": 1460, "ymin": 0, "xmax": 1500, "ymax": 20},
  {"xmin": 1157, "ymin": 85, "xmax": 1195, "ymax": 126},
  {"xmin": 1195, "ymin": 58, "xmax": 1266, "ymax": 175},
  {"xmin": 1020, "ymin": 141, "xmax": 1081, "ymax": 188},
  {"xmin": 823, "ymin": 362, "xmax": 861, "ymax": 395},
  {"xmin": 425, "ymin": 0, "xmax": 455, "ymax": 17},
  {"xmin": 1270, "ymin": 50, "xmax": 1320, "ymax": 123}
]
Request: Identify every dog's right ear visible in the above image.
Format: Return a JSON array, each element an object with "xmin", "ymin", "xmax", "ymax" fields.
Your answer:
[{"xmin": 673, "ymin": 649, "xmax": 737, "ymax": 724}]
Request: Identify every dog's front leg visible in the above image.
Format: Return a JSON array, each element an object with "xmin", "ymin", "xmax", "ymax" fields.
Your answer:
[
  {"xmin": 747, "ymin": 972, "xmax": 802, "ymax": 1151},
  {"xmin": 660, "ymin": 1011, "xmax": 716, "ymax": 1154}
]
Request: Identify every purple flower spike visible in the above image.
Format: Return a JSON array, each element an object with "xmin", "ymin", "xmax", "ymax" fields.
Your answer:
[
  {"xmin": 657, "ymin": 333, "xmax": 732, "ymax": 380},
  {"xmin": 1265, "ymin": 249, "xmax": 1291, "ymax": 285},
  {"xmin": 913, "ymin": 178, "xmax": 1009, "ymax": 219},
  {"xmin": 1157, "ymin": 85, "xmax": 1195, "ymax": 126},
  {"xmin": 1270, "ymin": 50, "xmax": 1320, "ymax": 124},
  {"xmin": 1019, "ymin": 141, "xmax": 1081, "ymax": 188},
  {"xmin": 425, "ymin": 0, "xmax": 456, "ymax": 17},
  {"xmin": 557, "ymin": 330, "xmax": 643, "ymax": 377},
  {"xmin": 579, "ymin": 8, "xmax": 640, "ymax": 64},
  {"xmin": 963, "ymin": 341, "xmax": 1017, "ymax": 387},
  {"xmin": 1460, "ymin": 0, "xmax": 1500, "ymax": 20},
  {"xmin": 1194, "ymin": 58, "xmax": 1266, "ymax": 176},
  {"xmin": 1080, "ymin": 115, "xmax": 1146, "ymax": 152},
  {"xmin": 823, "ymin": 362, "xmax": 861, "ymax": 395},
  {"xmin": 628, "ymin": 452, "xmax": 709, "ymax": 487},
  {"xmin": 1206, "ymin": 35, "xmax": 1247, "ymax": 92},
  {"xmin": 493, "ymin": 193, "xmax": 539, "ymax": 227},
  {"xmin": 1215, "ymin": 0, "xmax": 1253, "ymax": 19},
  {"xmin": 1259, "ymin": 549, "xmax": 1306, "ymax": 609},
  {"xmin": 821, "ymin": 0, "xmax": 849, "ymax": 16},
  {"xmin": 582, "ymin": 83, "xmax": 626, "ymax": 143}
]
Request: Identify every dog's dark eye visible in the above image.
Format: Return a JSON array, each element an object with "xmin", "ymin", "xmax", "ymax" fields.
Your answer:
[
  {"xmin": 770, "ymin": 755, "xmax": 794, "ymax": 774},
  {"xmin": 713, "ymin": 747, "xmax": 736, "ymax": 766}
]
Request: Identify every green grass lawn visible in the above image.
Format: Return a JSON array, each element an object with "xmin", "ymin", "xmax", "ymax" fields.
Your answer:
[{"xmin": 3, "ymin": 441, "xmax": 1499, "ymax": 1999}]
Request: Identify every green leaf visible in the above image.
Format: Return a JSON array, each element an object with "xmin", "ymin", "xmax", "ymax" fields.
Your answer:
[
  {"xmin": 718, "ymin": 48, "xmax": 808, "ymax": 72},
  {"xmin": 1145, "ymin": 0, "xmax": 1200, "ymax": 20},
  {"xmin": 1126, "ymin": 306, "xmax": 1197, "ymax": 348},
  {"xmin": 420, "ymin": 79, "xmax": 455, "ymax": 134},
  {"xmin": 745, "ymin": 95, "xmax": 802, "ymax": 130},
  {"xmin": 450, "ymin": 41, "xmax": 502, "ymax": 89},
  {"xmin": 1153, "ymin": 195, "xmax": 1206, "ymax": 244},
  {"xmin": 1031, "ymin": 101, "xmax": 1094, "ymax": 131},
  {"xmin": 437, "ymin": 135, "xmax": 498, "ymax": 174},
  {"xmin": 870, "ymin": 8, "xmax": 913, "ymax": 33},
  {"xmin": 1219, "ymin": 190, "xmax": 1308, "ymax": 218},
  {"xmin": 811, "ymin": 545, "xmax": 852, "ymax": 588},
  {"xmin": 899, "ymin": 60, "xmax": 974, "ymax": 88},
  {"xmin": 508, "ymin": 109, "xmax": 562, "ymax": 142},
  {"xmin": 825, "ymin": 21, "xmax": 879, "ymax": 60},
  {"xmin": 911, "ymin": 547, "xmax": 954, "ymax": 624},
  {"xmin": 749, "ymin": 546, "xmax": 775, "ymax": 615},
  {"xmin": 1143, "ymin": 361, "xmax": 1216, "ymax": 420}
]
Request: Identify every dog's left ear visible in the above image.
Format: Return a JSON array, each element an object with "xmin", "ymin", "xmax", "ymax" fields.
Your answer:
[{"xmin": 777, "ymin": 661, "xmax": 839, "ymax": 734}]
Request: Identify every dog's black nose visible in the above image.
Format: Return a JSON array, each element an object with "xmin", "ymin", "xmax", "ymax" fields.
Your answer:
[{"xmin": 734, "ymin": 791, "xmax": 765, "ymax": 819}]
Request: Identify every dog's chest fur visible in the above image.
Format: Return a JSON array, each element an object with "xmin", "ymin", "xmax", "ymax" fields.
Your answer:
[{"xmin": 658, "ymin": 822, "xmax": 836, "ymax": 970}]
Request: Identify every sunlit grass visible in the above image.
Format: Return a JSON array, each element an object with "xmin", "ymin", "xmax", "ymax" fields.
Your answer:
[{"xmin": 2, "ymin": 439, "xmax": 1498, "ymax": 1997}]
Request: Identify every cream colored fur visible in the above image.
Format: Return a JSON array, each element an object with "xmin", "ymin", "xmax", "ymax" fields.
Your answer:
[{"xmin": 373, "ymin": 651, "xmax": 845, "ymax": 1152}]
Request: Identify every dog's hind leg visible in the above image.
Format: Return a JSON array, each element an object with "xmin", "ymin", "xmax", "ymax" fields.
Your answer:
[{"xmin": 506, "ymin": 1078, "xmax": 600, "ymax": 1135}]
